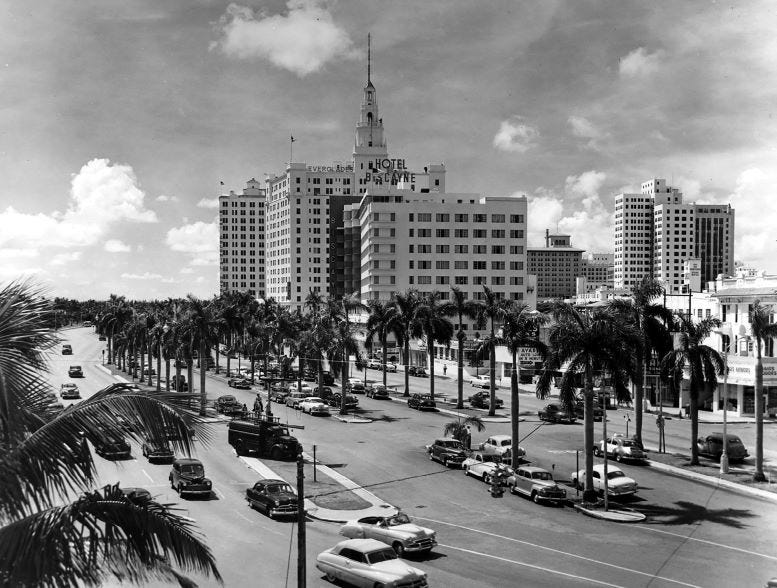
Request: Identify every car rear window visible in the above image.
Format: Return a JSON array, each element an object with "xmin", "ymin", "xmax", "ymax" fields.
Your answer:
[{"xmin": 366, "ymin": 548, "xmax": 398, "ymax": 564}]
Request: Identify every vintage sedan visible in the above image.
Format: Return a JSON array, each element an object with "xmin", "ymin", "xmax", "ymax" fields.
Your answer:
[
  {"xmin": 246, "ymin": 478, "xmax": 298, "ymax": 518},
  {"xmin": 366, "ymin": 384, "xmax": 390, "ymax": 399},
  {"xmin": 538, "ymin": 403, "xmax": 577, "ymax": 424},
  {"xmin": 94, "ymin": 436, "xmax": 131, "ymax": 460},
  {"xmin": 463, "ymin": 453, "xmax": 513, "ymax": 483},
  {"xmin": 595, "ymin": 434, "xmax": 647, "ymax": 462},
  {"xmin": 507, "ymin": 466, "xmax": 567, "ymax": 504},
  {"xmin": 479, "ymin": 434, "xmax": 525, "ymax": 459},
  {"xmin": 227, "ymin": 377, "xmax": 252, "ymax": 389},
  {"xmin": 470, "ymin": 374, "xmax": 497, "ymax": 389},
  {"xmin": 169, "ymin": 458, "xmax": 212, "ymax": 498},
  {"xmin": 316, "ymin": 539, "xmax": 428, "ymax": 587},
  {"xmin": 697, "ymin": 432, "xmax": 749, "ymax": 462},
  {"xmin": 571, "ymin": 464, "xmax": 638, "ymax": 498},
  {"xmin": 215, "ymin": 395, "xmax": 243, "ymax": 415},
  {"xmin": 407, "ymin": 393, "xmax": 436, "ymax": 411},
  {"xmin": 298, "ymin": 396, "xmax": 331, "ymax": 416},
  {"xmin": 468, "ymin": 390, "xmax": 503, "ymax": 409},
  {"xmin": 329, "ymin": 393, "xmax": 359, "ymax": 410},
  {"xmin": 142, "ymin": 439, "xmax": 175, "ymax": 463},
  {"xmin": 426, "ymin": 437, "xmax": 467, "ymax": 468},
  {"xmin": 68, "ymin": 365, "xmax": 84, "ymax": 378},
  {"xmin": 60, "ymin": 383, "xmax": 81, "ymax": 399},
  {"xmin": 340, "ymin": 512, "xmax": 437, "ymax": 557}
]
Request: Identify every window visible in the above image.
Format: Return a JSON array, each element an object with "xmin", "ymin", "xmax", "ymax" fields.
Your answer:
[
  {"xmin": 454, "ymin": 244, "xmax": 468, "ymax": 254},
  {"xmin": 473, "ymin": 229, "xmax": 487, "ymax": 238},
  {"xmin": 418, "ymin": 213, "xmax": 432, "ymax": 222},
  {"xmin": 509, "ymin": 246, "xmax": 524, "ymax": 254},
  {"xmin": 436, "ymin": 276, "xmax": 450, "ymax": 285},
  {"xmin": 436, "ymin": 244, "xmax": 450, "ymax": 253},
  {"xmin": 492, "ymin": 230, "xmax": 505, "ymax": 238},
  {"xmin": 454, "ymin": 229, "xmax": 468, "ymax": 238},
  {"xmin": 473, "ymin": 245, "xmax": 487, "ymax": 254},
  {"xmin": 492, "ymin": 214, "xmax": 505, "ymax": 223},
  {"xmin": 436, "ymin": 213, "xmax": 450, "ymax": 222},
  {"xmin": 436, "ymin": 260, "xmax": 449, "ymax": 269},
  {"xmin": 418, "ymin": 276, "xmax": 432, "ymax": 284},
  {"xmin": 509, "ymin": 276, "xmax": 524, "ymax": 285},
  {"xmin": 474, "ymin": 214, "xmax": 487, "ymax": 222},
  {"xmin": 418, "ymin": 229, "xmax": 431, "ymax": 237},
  {"xmin": 418, "ymin": 260, "xmax": 431, "ymax": 270},
  {"xmin": 491, "ymin": 276, "xmax": 505, "ymax": 285},
  {"xmin": 491, "ymin": 261, "xmax": 505, "ymax": 270},
  {"xmin": 474, "ymin": 276, "xmax": 487, "ymax": 285},
  {"xmin": 418, "ymin": 244, "xmax": 431, "ymax": 253},
  {"xmin": 436, "ymin": 229, "xmax": 449, "ymax": 238},
  {"xmin": 509, "ymin": 261, "xmax": 524, "ymax": 270},
  {"xmin": 454, "ymin": 260, "xmax": 468, "ymax": 269},
  {"xmin": 455, "ymin": 213, "xmax": 469, "ymax": 222},
  {"xmin": 510, "ymin": 230, "xmax": 524, "ymax": 238},
  {"xmin": 510, "ymin": 214, "xmax": 525, "ymax": 223},
  {"xmin": 473, "ymin": 261, "xmax": 487, "ymax": 270},
  {"xmin": 492, "ymin": 245, "xmax": 505, "ymax": 254}
]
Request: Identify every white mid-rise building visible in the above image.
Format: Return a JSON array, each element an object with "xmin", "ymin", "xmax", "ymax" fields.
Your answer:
[{"xmin": 219, "ymin": 178, "xmax": 266, "ymax": 296}]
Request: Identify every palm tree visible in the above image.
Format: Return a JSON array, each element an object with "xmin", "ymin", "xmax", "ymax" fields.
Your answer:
[
  {"xmin": 184, "ymin": 296, "xmax": 220, "ymax": 417},
  {"xmin": 748, "ymin": 300, "xmax": 777, "ymax": 481},
  {"xmin": 501, "ymin": 304, "xmax": 547, "ymax": 468},
  {"xmin": 608, "ymin": 277, "xmax": 673, "ymax": 445},
  {"xmin": 443, "ymin": 415, "xmax": 485, "ymax": 447},
  {"xmin": 413, "ymin": 292, "xmax": 454, "ymax": 401},
  {"xmin": 0, "ymin": 280, "xmax": 221, "ymax": 586},
  {"xmin": 660, "ymin": 315, "xmax": 723, "ymax": 466},
  {"xmin": 472, "ymin": 286, "xmax": 513, "ymax": 416},
  {"xmin": 443, "ymin": 287, "xmax": 479, "ymax": 409},
  {"xmin": 537, "ymin": 303, "xmax": 638, "ymax": 502},
  {"xmin": 366, "ymin": 299, "xmax": 401, "ymax": 387},
  {"xmin": 393, "ymin": 289, "xmax": 422, "ymax": 397},
  {"xmin": 326, "ymin": 294, "xmax": 367, "ymax": 414}
]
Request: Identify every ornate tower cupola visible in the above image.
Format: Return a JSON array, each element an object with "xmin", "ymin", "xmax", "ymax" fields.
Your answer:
[{"xmin": 355, "ymin": 33, "xmax": 386, "ymax": 151}]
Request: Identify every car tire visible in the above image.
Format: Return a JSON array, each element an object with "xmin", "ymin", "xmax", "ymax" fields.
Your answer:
[
  {"xmin": 532, "ymin": 492, "xmax": 540, "ymax": 504},
  {"xmin": 392, "ymin": 542, "xmax": 405, "ymax": 558},
  {"xmin": 616, "ymin": 453, "xmax": 623, "ymax": 463},
  {"xmin": 429, "ymin": 452, "xmax": 434, "ymax": 461},
  {"xmin": 325, "ymin": 573, "xmax": 336, "ymax": 583},
  {"xmin": 270, "ymin": 447, "xmax": 282, "ymax": 460},
  {"xmin": 235, "ymin": 441, "xmax": 245, "ymax": 457},
  {"xmin": 464, "ymin": 467, "xmax": 471, "ymax": 477},
  {"xmin": 483, "ymin": 473, "xmax": 491, "ymax": 484},
  {"xmin": 594, "ymin": 447, "xmax": 602, "ymax": 457},
  {"xmin": 442, "ymin": 457, "xmax": 448, "ymax": 467}
]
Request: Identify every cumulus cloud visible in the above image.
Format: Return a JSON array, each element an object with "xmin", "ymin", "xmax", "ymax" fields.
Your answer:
[
  {"xmin": 568, "ymin": 115, "xmax": 607, "ymax": 150},
  {"xmin": 619, "ymin": 47, "xmax": 665, "ymax": 78},
  {"xmin": 726, "ymin": 167, "xmax": 777, "ymax": 271},
  {"xmin": 215, "ymin": 1, "xmax": 358, "ymax": 77},
  {"xmin": 166, "ymin": 220, "xmax": 219, "ymax": 265},
  {"xmin": 493, "ymin": 116, "xmax": 539, "ymax": 153},
  {"xmin": 565, "ymin": 170, "xmax": 607, "ymax": 200},
  {"xmin": 121, "ymin": 272, "xmax": 163, "ymax": 280},
  {"xmin": 180, "ymin": 267, "xmax": 195, "ymax": 274},
  {"xmin": 197, "ymin": 197, "xmax": 220, "ymax": 209},
  {"xmin": 156, "ymin": 194, "xmax": 179, "ymax": 202},
  {"xmin": 104, "ymin": 239, "xmax": 131, "ymax": 253}
]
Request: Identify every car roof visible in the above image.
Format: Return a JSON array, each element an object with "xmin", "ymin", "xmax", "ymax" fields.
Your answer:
[
  {"xmin": 490, "ymin": 435, "xmax": 511, "ymax": 442},
  {"xmin": 592, "ymin": 464, "xmax": 622, "ymax": 473},
  {"xmin": 519, "ymin": 466, "xmax": 550, "ymax": 474},
  {"xmin": 708, "ymin": 432, "xmax": 742, "ymax": 440},
  {"xmin": 255, "ymin": 478, "xmax": 288, "ymax": 485},
  {"xmin": 174, "ymin": 458, "xmax": 202, "ymax": 465},
  {"xmin": 335, "ymin": 538, "xmax": 389, "ymax": 552}
]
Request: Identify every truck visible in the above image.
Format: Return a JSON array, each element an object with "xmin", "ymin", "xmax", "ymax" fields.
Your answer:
[{"xmin": 228, "ymin": 417, "xmax": 303, "ymax": 460}]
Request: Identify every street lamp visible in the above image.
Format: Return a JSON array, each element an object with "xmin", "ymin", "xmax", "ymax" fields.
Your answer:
[
  {"xmin": 715, "ymin": 325, "xmax": 734, "ymax": 474},
  {"xmin": 161, "ymin": 323, "xmax": 170, "ymax": 392}
]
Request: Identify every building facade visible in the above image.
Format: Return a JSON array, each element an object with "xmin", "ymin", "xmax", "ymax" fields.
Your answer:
[
  {"xmin": 219, "ymin": 178, "xmax": 266, "ymax": 296},
  {"xmin": 580, "ymin": 252, "xmax": 614, "ymax": 292},
  {"xmin": 526, "ymin": 232, "xmax": 584, "ymax": 299}
]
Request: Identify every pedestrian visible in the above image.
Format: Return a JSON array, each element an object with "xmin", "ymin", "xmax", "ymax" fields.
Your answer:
[
  {"xmin": 241, "ymin": 403, "xmax": 248, "ymax": 418},
  {"xmin": 254, "ymin": 394, "xmax": 263, "ymax": 415},
  {"xmin": 464, "ymin": 424, "xmax": 471, "ymax": 450},
  {"xmin": 443, "ymin": 364, "xmax": 447, "ymax": 376}
]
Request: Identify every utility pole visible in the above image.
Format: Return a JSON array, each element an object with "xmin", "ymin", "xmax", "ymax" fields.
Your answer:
[{"xmin": 297, "ymin": 450, "xmax": 306, "ymax": 588}]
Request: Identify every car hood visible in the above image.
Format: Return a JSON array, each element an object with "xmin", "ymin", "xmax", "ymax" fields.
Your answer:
[
  {"xmin": 533, "ymin": 479, "xmax": 563, "ymax": 490},
  {"xmin": 180, "ymin": 474, "xmax": 210, "ymax": 483},
  {"xmin": 607, "ymin": 476, "xmax": 636, "ymax": 488},
  {"xmin": 389, "ymin": 523, "xmax": 435, "ymax": 538},
  {"xmin": 270, "ymin": 493, "xmax": 298, "ymax": 504}
]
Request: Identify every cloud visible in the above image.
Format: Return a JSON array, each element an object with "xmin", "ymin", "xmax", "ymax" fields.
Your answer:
[
  {"xmin": 564, "ymin": 170, "xmax": 606, "ymax": 200},
  {"xmin": 493, "ymin": 116, "xmax": 539, "ymax": 153},
  {"xmin": 166, "ymin": 220, "xmax": 219, "ymax": 265},
  {"xmin": 215, "ymin": 1, "xmax": 358, "ymax": 77},
  {"xmin": 104, "ymin": 239, "xmax": 131, "ymax": 253},
  {"xmin": 197, "ymin": 197, "xmax": 220, "ymax": 209},
  {"xmin": 50, "ymin": 252, "xmax": 82, "ymax": 266},
  {"xmin": 619, "ymin": 47, "xmax": 665, "ymax": 78},
  {"xmin": 156, "ymin": 194, "xmax": 179, "ymax": 202},
  {"xmin": 0, "ymin": 158, "xmax": 157, "ymax": 251},
  {"xmin": 0, "ymin": 248, "xmax": 39, "ymax": 260},
  {"xmin": 726, "ymin": 167, "xmax": 776, "ymax": 271},
  {"xmin": 121, "ymin": 272, "xmax": 163, "ymax": 280},
  {"xmin": 180, "ymin": 267, "xmax": 195, "ymax": 274},
  {"xmin": 568, "ymin": 115, "xmax": 607, "ymax": 150}
]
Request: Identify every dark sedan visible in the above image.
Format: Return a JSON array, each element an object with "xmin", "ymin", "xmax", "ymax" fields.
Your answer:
[
  {"xmin": 469, "ymin": 391, "xmax": 503, "ymax": 409},
  {"xmin": 538, "ymin": 403, "xmax": 576, "ymax": 424},
  {"xmin": 246, "ymin": 479, "xmax": 298, "ymax": 519},
  {"xmin": 408, "ymin": 393, "xmax": 436, "ymax": 410},
  {"xmin": 329, "ymin": 393, "xmax": 359, "ymax": 410},
  {"xmin": 142, "ymin": 440, "xmax": 175, "ymax": 463},
  {"xmin": 697, "ymin": 433, "xmax": 749, "ymax": 462},
  {"xmin": 228, "ymin": 377, "xmax": 252, "ymax": 389}
]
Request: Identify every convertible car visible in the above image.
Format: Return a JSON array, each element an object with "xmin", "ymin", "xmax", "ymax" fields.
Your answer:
[{"xmin": 339, "ymin": 512, "xmax": 437, "ymax": 557}]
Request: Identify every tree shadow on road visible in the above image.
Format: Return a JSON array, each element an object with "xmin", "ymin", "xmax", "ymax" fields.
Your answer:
[{"xmin": 635, "ymin": 500, "xmax": 757, "ymax": 529}]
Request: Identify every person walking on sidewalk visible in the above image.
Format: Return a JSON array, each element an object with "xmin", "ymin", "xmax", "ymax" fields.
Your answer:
[{"xmin": 443, "ymin": 364, "xmax": 447, "ymax": 376}]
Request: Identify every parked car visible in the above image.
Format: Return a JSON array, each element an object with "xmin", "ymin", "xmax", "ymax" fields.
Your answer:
[
  {"xmin": 315, "ymin": 386, "xmax": 334, "ymax": 401},
  {"xmin": 298, "ymin": 397, "xmax": 331, "ymax": 416},
  {"xmin": 340, "ymin": 512, "xmax": 437, "ymax": 556},
  {"xmin": 407, "ymin": 366, "xmax": 428, "ymax": 377},
  {"xmin": 468, "ymin": 391, "xmax": 503, "ymax": 409},
  {"xmin": 61, "ymin": 344, "xmax": 73, "ymax": 355},
  {"xmin": 470, "ymin": 374, "xmax": 496, "ymax": 388},
  {"xmin": 285, "ymin": 390, "xmax": 312, "ymax": 409},
  {"xmin": 426, "ymin": 437, "xmax": 467, "ymax": 468},
  {"xmin": 315, "ymin": 539, "xmax": 428, "ymax": 587},
  {"xmin": 170, "ymin": 374, "xmax": 188, "ymax": 391},
  {"xmin": 228, "ymin": 377, "xmax": 252, "ymax": 389},
  {"xmin": 346, "ymin": 379, "xmax": 366, "ymax": 394},
  {"xmin": 696, "ymin": 432, "xmax": 749, "ymax": 462},
  {"xmin": 215, "ymin": 395, "xmax": 243, "ymax": 415},
  {"xmin": 595, "ymin": 434, "xmax": 647, "ymax": 462},
  {"xmin": 169, "ymin": 458, "xmax": 212, "ymax": 498},
  {"xmin": 507, "ymin": 466, "xmax": 567, "ymax": 505},
  {"xmin": 246, "ymin": 478, "xmax": 298, "ymax": 519},
  {"xmin": 538, "ymin": 403, "xmax": 577, "ymax": 424},
  {"xmin": 366, "ymin": 384, "xmax": 390, "ymax": 399},
  {"xmin": 329, "ymin": 393, "xmax": 359, "ymax": 410},
  {"xmin": 120, "ymin": 487, "xmax": 151, "ymax": 501},
  {"xmin": 574, "ymin": 399, "xmax": 604, "ymax": 421},
  {"xmin": 479, "ymin": 434, "xmax": 525, "ymax": 458},
  {"xmin": 321, "ymin": 372, "xmax": 335, "ymax": 386},
  {"xmin": 98, "ymin": 335, "xmax": 107, "ymax": 341},
  {"xmin": 271, "ymin": 389, "xmax": 290, "ymax": 403},
  {"xmin": 142, "ymin": 439, "xmax": 175, "ymax": 463},
  {"xmin": 94, "ymin": 436, "xmax": 131, "ymax": 460},
  {"xmin": 407, "ymin": 393, "xmax": 436, "ymax": 411},
  {"xmin": 142, "ymin": 367, "xmax": 157, "ymax": 377},
  {"xmin": 367, "ymin": 358, "xmax": 382, "ymax": 370},
  {"xmin": 571, "ymin": 464, "xmax": 638, "ymax": 497},
  {"xmin": 60, "ymin": 383, "xmax": 81, "ymax": 399},
  {"xmin": 463, "ymin": 453, "xmax": 514, "ymax": 484},
  {"xmin": 68, "ymin": 365, "xmax": 83, "ymax": 378}
]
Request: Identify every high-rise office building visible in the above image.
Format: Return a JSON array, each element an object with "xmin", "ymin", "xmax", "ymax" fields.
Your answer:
[
  {"xmin": 219, "ymin": 178, "xmax": 266, "ymax": 296},
  {"xmin": 581, "ymin": 252, "xmax": 614, "ymax": 292},
  {"xmin": 526, "ymin": 231, "xmax": 584, "ymax": 299}
]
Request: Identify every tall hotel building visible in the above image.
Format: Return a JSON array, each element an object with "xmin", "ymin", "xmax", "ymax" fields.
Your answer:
[
  {"xmin": 614, "ymin": 178, "xmax": 734, "ymax": 293},
  {"xmin": 220, "ymin": 41, "xmax": 528, "ymax": 311},
  {"xmin": 219, "ymin": 178, "xmax": 266, "ymax": 296}
]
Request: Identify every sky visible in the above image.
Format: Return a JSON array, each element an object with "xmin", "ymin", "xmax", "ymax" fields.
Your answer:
[{"xmin": 1, "ymin": 0, "xmax": 776, "ymax": 300}]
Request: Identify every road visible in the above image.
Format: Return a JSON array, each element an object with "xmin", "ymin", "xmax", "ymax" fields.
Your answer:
[{"xmin": 50, "ymin": 328, "xmax": 777, "ymax": 587}]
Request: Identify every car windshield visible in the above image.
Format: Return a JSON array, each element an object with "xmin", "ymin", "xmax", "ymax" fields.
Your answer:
[
  {"xmin": 180, "ymin": 464, "xmax": 204, "ymax": 477},
  {"xmin": 221, "ymin": 396, "xmax": 236, "ymax": 402},
  {"xmin": 386, "ymin": 513, "xmax": 411, "ymax": 526},
  {"xmin": 532, "ymin": 472, "xmax": 553, "ymax": 480},
  {"xmin": 306, "ymin": 397, "xmax": 323, "ymax": 403},
  {"xmin": 441, "ymin": 440, "xmax": 462, "ymax": 448},
  {"xmin": 621, "ymin": 440, "xmax": 636, "ymax": 447},
  {"xmin": 607, "ymin": 470, "xmax": 626, "ymax": 479},
  {"xmin": 366, "ymin": 548, "xmax": 398, "ymax": 564},
  {"xmin": 266, "ymin": 483, "xmax": 292, "ymax": 494},
  {"xmin": 500, "ymin": 440, "xmax": 511, "ymax": 446}
]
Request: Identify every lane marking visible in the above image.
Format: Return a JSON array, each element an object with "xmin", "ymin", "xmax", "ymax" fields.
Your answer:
[
  {"xmin": 235, "ymin": 511, "xmax": 254, "ymax": 523},
  {"xmin": 636, "ymin": 525, "xmax": 777, "ymax": 562},
  {"xmin": 418, "ymin": 516, "xmax": 700, "ymax": 587},
  {"xmin": 214, "ymin": 488, "xmax": 225, "ymax": 500},
  {"xmin": 438, "ymin": 543, "xmax": 626, "ymax": 588},
  {"xmin": 141, "ymin": 469, "xmax": 154, "ymax": 483}
]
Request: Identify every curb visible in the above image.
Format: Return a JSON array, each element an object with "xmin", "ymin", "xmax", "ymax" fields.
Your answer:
[
  {"xmin": 331, "ymin": 414, "xmax": 373, "ymax": 424},
  {"xmin": 647, "ymin": 459, "xmax": 777, "ymax": 502},
  {"xmin": 572, "ymin": 503, "xmax": 647, "ymax": 523}
]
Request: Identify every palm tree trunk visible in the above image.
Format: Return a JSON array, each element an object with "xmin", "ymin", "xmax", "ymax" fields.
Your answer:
[
  {"xmin": 583, "ymin": 369, "xmax": 596, "ymax": 502},
  {"xmin": 428, "ymin": 347, "xmax": 435, "ymax": 401},
  {"xmin": 156, "ymin": 346, "xmax": 162, "ymax": 392},
  {"xmin": 382, "ymin": 341, "xmax": 388, "ymax": 387},
  {"xmin": 165, "ymin": 355, "xmax": 170, "ymax": 392},
  {"xmin": 689, "ymin": 384, "xmax": 700, "ymax": 465},
  {"xmin": 456, "ymin": 330, "xmax": 465, "ymax": 409},
  {"xmin": 341, "ymin": 351, "xmax": 349, "ymax": 414},
  {"xmin": 199, "ymin": 341, "xmax": 207, "ymax": 417},
  {"xmin": 634, "ymin": 354, "xmax": 645, "ymax": 445},
  {"xmin": 510, "ymin": 350, "xmax": 520, "ymax": 469},
  {"xmin": 403, "ymin": 338, "xmax": 410, "ymax": 397},
  {"xmin": 754, "ymin": 342, "xmax": 766, "ymax": 481}
]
